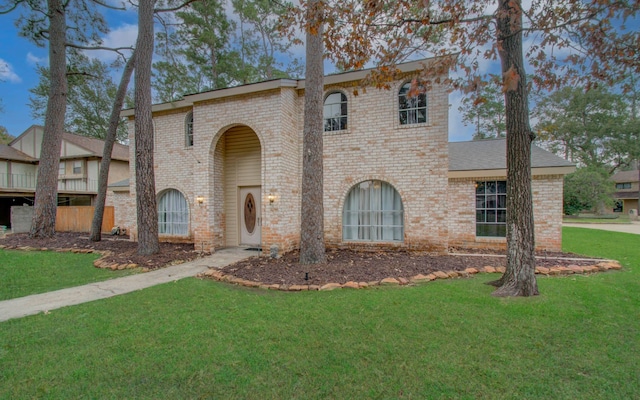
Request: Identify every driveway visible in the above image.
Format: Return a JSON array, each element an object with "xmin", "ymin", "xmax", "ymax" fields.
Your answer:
[{"xmin": 563, "ymin": 221, "xmax": 640, "ymax": 235}]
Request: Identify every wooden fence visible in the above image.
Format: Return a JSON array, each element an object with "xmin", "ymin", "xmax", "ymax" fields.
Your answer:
[{"xmin": 55, "ymin": 206, "xmax": 114, "ymax": 233}]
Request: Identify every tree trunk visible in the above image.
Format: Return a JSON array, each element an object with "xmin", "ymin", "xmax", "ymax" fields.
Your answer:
[
  {"xmin": 30, "ymin": 0, "xmax": 67, "ymax": 238},
  {"xmin": 134, "ymin": 0, "xmax": 160, "ymax": 256},
  {"xmin": 491, "ymin": 0, "xmax": 538, "ymax": 296},
  {"xmin": 299, "ymin": 0, "xmax": 326, "ymax": 264},
  {"xmin": 90, "ymin": 51, "xmax": 136, "ymax": 241}
]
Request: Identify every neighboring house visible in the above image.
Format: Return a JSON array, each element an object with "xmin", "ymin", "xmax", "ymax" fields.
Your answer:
[
  {"xmin": 117, "ymin": 58, "xmax": 574, "ymax": 255},
  {"xmin": 0, "ymin": 125, "xmax": 130, "ymax": 228},
  {"xmin": 611, "ymin": 169, "xmax": 640, "ymax": 214}
]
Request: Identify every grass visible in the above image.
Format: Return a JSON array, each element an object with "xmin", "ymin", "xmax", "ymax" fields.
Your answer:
[
  {"xmin": 0, "ymin": 249, "xmax": 139, "ymax": 301},
  {"xmin": 1, "ymin": 228, "xmax": 639, "ymax": 399}
]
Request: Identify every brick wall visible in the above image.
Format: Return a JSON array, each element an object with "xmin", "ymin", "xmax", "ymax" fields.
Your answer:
[{"xmin": 447, "ymin": 175, "xmax": 564, "ymax": 251}]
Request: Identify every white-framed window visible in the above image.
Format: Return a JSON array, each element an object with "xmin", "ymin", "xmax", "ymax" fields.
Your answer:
[
  {"xmin": 158, "ymin": 189, "xmax": 189, "ymax": 236},
  {"xmin": 398, "ymin": 82, "xmax": 427, "ymax": 125},
  {"xmin": 73, "ymin": 161, "xmax": 82, "ymax": 174},
  {"xmin": 343, "ymin": 180, "xmax": 404, "ymax": 242},
  {"xmin": 185, "ymin": 112, "xmax": 194, "ymax": 147},
  {"xmin": 323, "ymin": 91, "xmax": 347, "ymax": 132},
  {"xmin": 59, "ymin": 162, "xmax": 66, "ymax": 176},
  {"xmin": 476, "ymin": 180, "xmax": 507, "ymax": 237}
]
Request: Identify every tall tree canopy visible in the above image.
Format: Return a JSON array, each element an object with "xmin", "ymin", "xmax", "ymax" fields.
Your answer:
[
  {"xmin": 29, "ymin": 54, "xmax": 130, "ymax": 143},
  {"xmin": 459, "ymin": 77, "xmax": 506, "ymax": 140},
  {"xmin": 153, "ymin": 0, "xmax": 302, "ymax": 103},
  {"xmin": 285, "ymin": 0, "xmax": 639, "ymax": 296},
  {"xmin": 534, "ymin": 86, "xmax": 640, "ymax": 173}
]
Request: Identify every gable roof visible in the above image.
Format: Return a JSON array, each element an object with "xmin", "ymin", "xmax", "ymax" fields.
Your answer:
[
  {"xmin": 449, "ymin": 139, "xmax": 575, "ymax": 176},
  {"xmin": 9, "ymin": 125, "xmax": 129, "ymax": 162},
  {"xmin": 62, "ymin": 132, "xmax": 129, "ymax": 162},
  {"xmin": 0, "ymin": 144, "xmax": 37, "ymax": 162},
  {"xmin": 611, "ymin": 169, "xmax": 640, "ymax": 183}
]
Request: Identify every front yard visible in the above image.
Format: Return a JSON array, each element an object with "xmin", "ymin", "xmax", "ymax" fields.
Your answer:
[{"xmin": 0, "ymin": 227, "xmax": 638, "ymax": 399}]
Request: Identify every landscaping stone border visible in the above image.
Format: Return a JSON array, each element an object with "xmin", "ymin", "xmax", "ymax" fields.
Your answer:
[{"xmin": 198, "ymin": 260, "xmax": 622, "ymax": 291}]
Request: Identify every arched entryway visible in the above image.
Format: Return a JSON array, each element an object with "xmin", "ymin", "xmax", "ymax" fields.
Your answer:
[{"xmin": 213, "ymin": 125, "xmax": 262, "ymax": 247}]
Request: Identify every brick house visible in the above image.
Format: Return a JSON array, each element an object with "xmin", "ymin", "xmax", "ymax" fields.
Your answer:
[{"xmin": 117, "ymin": 58, "xmax": 574, "ymax": 255}]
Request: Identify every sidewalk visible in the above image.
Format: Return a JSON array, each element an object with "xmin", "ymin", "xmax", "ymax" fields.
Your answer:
[
  {"xmin": 0, "ymin": 247, "xmax": 256, "ymax": 323},
  {"xmin": 563, "ymin": 220, "xmax": 640, "ymax": 235}
]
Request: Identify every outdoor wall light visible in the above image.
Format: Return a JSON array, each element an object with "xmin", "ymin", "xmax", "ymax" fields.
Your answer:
[
  {"xmin": 196, "ymin": 196, "xmax": 205, "ymax": 204},
  {"xmin": 268, "ymin": 193, "xmax": 275, "ymax": 204}
]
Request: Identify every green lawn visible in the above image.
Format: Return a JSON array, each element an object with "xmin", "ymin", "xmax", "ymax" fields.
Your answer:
[
  {"xmin": 1, "ymin": 228, "xmax": 638, "ymax": 399},
  {"xmin": 0, "ymin": 249, "xmax": 138, "ymax": 300}
]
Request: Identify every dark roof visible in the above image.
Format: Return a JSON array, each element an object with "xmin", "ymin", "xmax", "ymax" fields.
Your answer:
[
  {"xmin": 449, "ymin": 139, "xmax": 575, "ymax": 171},
  {"xmin": 0, "ymin": 144, "xmax": 37, "ymax": 162},
  {"xmin": 108, "ymin": 178, "xmax": 129, "ymax": 188},
  {"xmin": 611, "ymin": 170, "xmax": 640, "ymax": 183},
  {"xmin": 62, "ymin": 132, "xmax": 129, "ymax": 162}
]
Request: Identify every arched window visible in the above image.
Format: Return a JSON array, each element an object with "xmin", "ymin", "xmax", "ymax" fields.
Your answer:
[
  {"xmin": 158, "ymin": 189, "xmax": 189, "ymax": 235},
  {"xmin": 398, "ymin": 82, "xmax": 427, "ymax": 125},
  {"xmin": 323, "ymin": 92, "xmax": 347, "ymax": 131},
  {"xmin": 185, "ymin": 112, "xmax": 194, "ymax": 147},
  {"xmin": 343, "ymin": 180, "xmax": 404, "ymax": 241}
]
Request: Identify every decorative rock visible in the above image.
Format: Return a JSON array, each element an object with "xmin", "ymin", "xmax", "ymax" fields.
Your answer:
[
  {"xmin": 358, "ymin": 282, "xmax": 369, "ymax": 288},
  {"xmin": 495, "ymin": 266, "xmax": 506, "ymax": 273},
  {"xmin": 258, "ymin": 284, "xmax": 271, "ymax": 290},
  {"xmin": 425, "ymin": 274, "xmax": 437, "ymax": 281},
  {"xmin": 483, "ymin": 266, "xmax": 496, "ymax": 273},
  {"xmin": 446, "ymin": 271, "xmax": 459, "ymax": 278},
  {"xmin": 116, "ymin": 263, "xmax": 126, "ymax": 270},
  {"xmin": 464, "ymin": 268, "xmax": 478, "ymax": 275},
  {"xmin": 380, "ymin": 277, "xmax": 400, "ymax": 286},
  {"xmin": 367, "ymin": 281, "xmax": 380, "ymax": 286},
  {"xmin": 549, "ymin": 267, "xmax": 562, "ymax": 275},
  {"xmin": 397, "ymin": 277, "xmax": 409, "ymax": 285},
  {"xmin": 568, "ymin": 266, "xmax": 584, "ymax": 274},
  {"xmin": 320, "ymin": 283, "xmax": 342, "ymax": 291},
  {"xmin": 535, "ymin": 267, "xmax": 550, "ymax": 275},
  {"xmin": 288, "ymin": 284, "xmax": 304, "ymax": 291},
  {"xmin": 267, "ymin": 284, "xmax": 280, "ymax": 290},
  {"xmin": 608, "ymin": 262, "xmax": 622, "ymax": 270},
  {"xmin": 457, "ymin": 270, "xmax": 469, "ymax": 278},
  {"xmin": 343, "ymin": 281, "xmax": 359, "ymax": 289},
  {"xmin": 308, "ymin": 285, "xmax": 321, "ymax": 291},
  {"xmin": 410, "ymin": 274, "xmax": 432, "ymax": 283},
  {"xmin": 433, "ymin": 271, "xmax": 448, "ymax": 279}
]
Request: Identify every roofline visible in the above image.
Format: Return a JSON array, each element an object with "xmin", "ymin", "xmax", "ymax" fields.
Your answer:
[
  {"xmin": 121, "ymin": 56, "xmax": 449, "ymax": 118},
  {"xmin": 448, "ymin": 165, "xmax": 576, "ymax": 178}
]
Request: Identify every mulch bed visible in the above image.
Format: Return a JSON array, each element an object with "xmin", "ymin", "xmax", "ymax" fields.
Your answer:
[
  {"xmin": 219, "ymin": 248, "xmax": 603, "ymax": 286},
  {"xmin": 0, "ymin": 232, "xmax": 204, "ymax": 270},
  {"xmin": 1, "ymin": 232, "xmax": 607, "ymax": 284}
]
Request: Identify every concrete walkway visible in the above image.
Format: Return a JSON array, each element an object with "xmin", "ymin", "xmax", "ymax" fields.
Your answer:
[
  {"xmin": 0, "ymin": 247, "xmax": 257, "ymax": 323},
  {"xmin": 563, "ymin": 220, "xmax": 640, "ymax": 235}
]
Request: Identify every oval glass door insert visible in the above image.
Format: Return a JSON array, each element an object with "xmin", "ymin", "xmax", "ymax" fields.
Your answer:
[{"xmin": 244, "ymin": 193, "xmax": 256, "ymax": 234}]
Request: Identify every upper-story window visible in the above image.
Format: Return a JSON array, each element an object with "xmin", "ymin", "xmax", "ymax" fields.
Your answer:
[
  {"xmin": 59, "ymin": 162, "xmax": 66, "ymax": 176},
  {"xmin": 323, "ymin": 92, "xmax": 347, "ymax": 132},
  {"xmin": 73, "ymin": 161, "xmax": 82, "ymax": 174},
  {"xmin": 616, "ymin": 182, "xmax": 632, "ymax": 189},
  {"xmin": 398, "ymin": 82, "xmax": 427, "ymax": 125},
  {"xmin": 185, "ymin": 112, "xmax": 194, "ymax": 147}
]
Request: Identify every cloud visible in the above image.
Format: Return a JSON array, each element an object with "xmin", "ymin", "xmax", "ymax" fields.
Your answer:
[
  {"xmin": 89, "ymin": 23, "xmax": 138, "ymax": 62},
  {"xmin": 26, "ymin": 52, "xmax": 47, "ymax": 66},
  {"xmin": 0, "ymin": 59, "xmax": 21, "ymax": 83}
]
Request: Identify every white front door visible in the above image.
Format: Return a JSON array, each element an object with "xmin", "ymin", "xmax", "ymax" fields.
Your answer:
[{"xmin": 239, "ymin": 186, "xmax": 261, "ymax": 246}]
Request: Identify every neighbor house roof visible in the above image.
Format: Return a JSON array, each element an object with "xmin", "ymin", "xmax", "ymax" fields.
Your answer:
[
  {"xmin": 62, "ymin": 132, "xmax": 130, "ymax": 162},
  {"xmin": 611, "ymin": 169, "xmax": 640, "ymax": 183},
  {"xmin": 448, "ymin": 139, "xmax": 575, "ymax": 177},
  {"xmin": 0, "ymin": 144, "xmax": 37, "ymax": 162},
  {"xmin": 108, "ymin": 178, "xmax": 130, "ymax": 192}
]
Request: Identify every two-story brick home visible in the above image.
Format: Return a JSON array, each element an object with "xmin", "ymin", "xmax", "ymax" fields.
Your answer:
[
  {"xmin": 117, "ymin": 58, "xmax": 574, "ymax": 255},
  {"xmin": 0, "ymin": 125, "xmax": 130, "ymax": 228}
]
